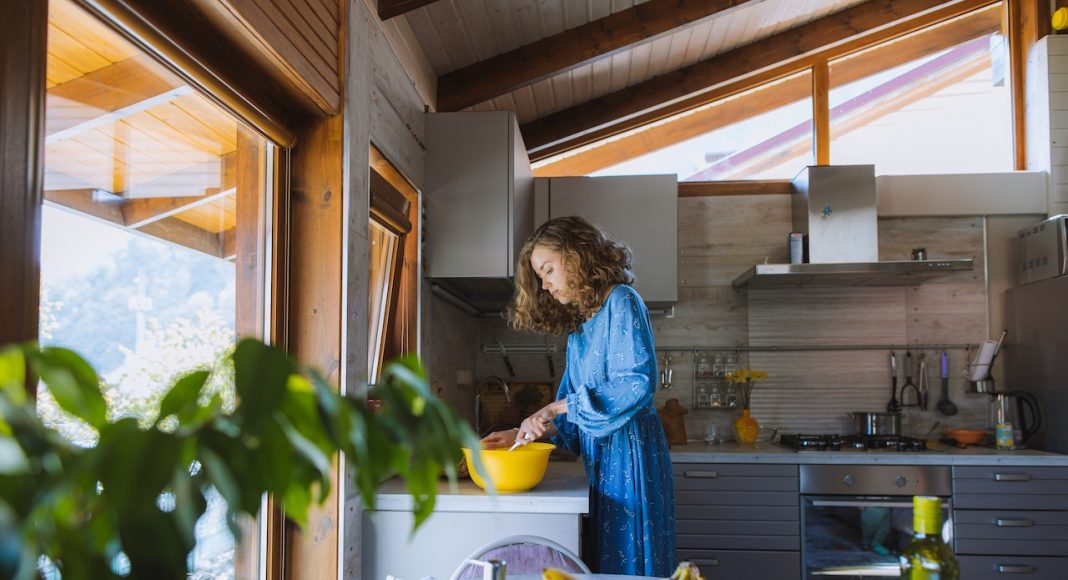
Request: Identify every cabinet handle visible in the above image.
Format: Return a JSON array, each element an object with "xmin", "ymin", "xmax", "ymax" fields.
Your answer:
[
  {"xmin": 996, "ymin": 564, "xmax": 1037, "ymax": 574},
  {"xmin": 996, "ymin": 519, "xmax": 1033, "ymax": 527},
  {"xmin": 692, "ymin": 558, "xmax": 719, "ymax": 567},
  {"xmin": 684, "ymin": 471, "xmax": 719, "ymax": 479},
  {"xmin": 994, "ymin": 473, "xmax": 1032, "ymax": 482}
]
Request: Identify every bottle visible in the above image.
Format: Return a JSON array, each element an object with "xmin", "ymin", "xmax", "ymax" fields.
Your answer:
[
  {"xmin": 899, "ymin": 496, "xmax": 958, "ymax": 579},
  {"xmin": 697, "ymin": 354, "xmax": 711, "ymax": 376},
  {"xmin": 711, "ymin": 354, "xmax": 725, "ymax": 377},
  {"xmin": 697, "ymin": 385, "xmax": 710, "ymax": 407}
]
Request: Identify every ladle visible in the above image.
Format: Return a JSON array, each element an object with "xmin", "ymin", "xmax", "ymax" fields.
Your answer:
[{"xmin": 937, "ymin": 350, "xmax": 958, "ymax": 416}]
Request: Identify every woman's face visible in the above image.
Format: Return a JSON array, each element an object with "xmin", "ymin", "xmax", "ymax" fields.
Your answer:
[{"xmin": 530, "ymin": 245, "xmax": 571, "ymax": 304}]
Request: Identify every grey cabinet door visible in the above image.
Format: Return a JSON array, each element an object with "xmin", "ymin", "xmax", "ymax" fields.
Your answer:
[
  {"xmin": 959, "ymin": 556, "xmax": 1068, "ymax": 579},
  {"xmin": 543, "ymin": 175, "xmax": 678, "ymax": 305},
  {"xmin": 676, "ymin": 549, "xmax": 800, "ymax": 579}
]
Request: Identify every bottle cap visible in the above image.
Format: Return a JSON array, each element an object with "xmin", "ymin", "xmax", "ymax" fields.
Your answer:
[{"xmin": 913, "ymin": 495, "xmax": 941, "ymax": 534}]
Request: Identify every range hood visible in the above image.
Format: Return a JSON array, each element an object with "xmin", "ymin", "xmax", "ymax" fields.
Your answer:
[{"xmin": 732, "ymin": 165, "xmax": 973, "ymax": 289}]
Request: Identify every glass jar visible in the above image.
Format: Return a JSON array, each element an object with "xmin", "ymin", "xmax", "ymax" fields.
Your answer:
[
  {"xmin": 697, "ymin": 384, "xmax": 710, "ymax": 406},
  {"xmin": 711, "ymin": 354, "xmax": 725, "ymax": 377},
  {"xmin": 697, "ymin": 354, "xmax": 711, "ymax": 376},
  {"xmin": 709, "ymin": 384, "xmax": 723, "ymax": 406},
  {"xmin": 725, "ymin": 384, "xmax": 739, "ymax": 407}
]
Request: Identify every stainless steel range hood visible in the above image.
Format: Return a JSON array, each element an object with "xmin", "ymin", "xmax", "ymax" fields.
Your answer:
[{"xmin": 732, "ymin": 165, "xmax": 974, "ymax": 289}]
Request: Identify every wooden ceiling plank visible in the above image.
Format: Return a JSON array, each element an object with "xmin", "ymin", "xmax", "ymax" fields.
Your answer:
[
  {"xmin": 524, "ymin": 0, "xmax": 998, "ymax": 157},
  {"xmin": 47, "ymin": 85, "xmax": 194, "ymax": 145},
  {"xmin": 533, "ymin": 5, "xmax": 1000, "ymax": 176},
  {"xmin": 49, "ymin": 0, "xmax": 137, "ymax": 63},
  {"xmin": 46, "ymin": 54, "xmax": 185, "ymax": 139},
  {"xmin": 378, "ymin": 0, "xmax": 440, "ymax": 21},
  {"xmin": 46, "ymin": 25, "xmax": 113, "ymax": 74},
  {"xmin": 436, "ymin": 0, "xmax": 756, "ymax": 111}
]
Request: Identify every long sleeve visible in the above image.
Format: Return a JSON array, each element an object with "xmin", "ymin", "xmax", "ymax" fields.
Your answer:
[
  {"xmin": 564, "ymin": 288, "xmax": 657, "ymax": 439},
  {"xmin": 550, "ymin": 372, "xmax": 581, "ymax": 454}
]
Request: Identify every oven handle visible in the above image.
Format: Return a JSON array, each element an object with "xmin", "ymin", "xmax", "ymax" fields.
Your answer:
[{"xmin": 811, "ymin": 499, "xmax": 949, "ymax": 509}]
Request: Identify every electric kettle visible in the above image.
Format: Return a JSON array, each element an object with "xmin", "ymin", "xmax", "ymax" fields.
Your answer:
[{"xmin": 989, "ymin": 391, "xmax": 1042, "ymax": 445}]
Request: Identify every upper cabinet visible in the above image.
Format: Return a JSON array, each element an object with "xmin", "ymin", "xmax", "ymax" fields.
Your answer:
[
  {"xmin": 426, "ymin": 111, "xmax": 534, "ymax": 284},
  {"xmin": 535, "ymin": 175, "xmax": 678, "ymax": 308}
]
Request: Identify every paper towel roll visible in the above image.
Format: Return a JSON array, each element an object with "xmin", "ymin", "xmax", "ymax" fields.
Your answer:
[{"xmin": 968, "ymin": 339, "xmax": 998, "ymax": 381}]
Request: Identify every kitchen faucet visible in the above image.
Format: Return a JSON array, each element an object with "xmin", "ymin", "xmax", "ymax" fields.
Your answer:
[{"xmin": 474, "ymin": 376, "xmax": 511, "ymax": 437}]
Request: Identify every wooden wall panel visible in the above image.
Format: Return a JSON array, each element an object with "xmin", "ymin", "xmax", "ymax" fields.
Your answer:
[
  {"xmin": 0, "ymin": 0, "xmax": 47, "ymax": 352},
  {"xmin": 285, "ymin": 112, "xmax": 343, "ymax": 580}
]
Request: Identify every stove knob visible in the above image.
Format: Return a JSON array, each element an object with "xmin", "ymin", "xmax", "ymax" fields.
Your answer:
[
  {"xmin": 842, "ymin": 474, "xmax": 856, "ymax": 487},
  {"xmin": 895, "ymin": 476, "xmax": 908, "ymax": 488}
]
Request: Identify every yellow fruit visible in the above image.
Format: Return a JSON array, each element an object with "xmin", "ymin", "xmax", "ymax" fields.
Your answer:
[
  {"xmin": 670, "ymin": 561, "xmax": 705, "ymax": 580},
  {"xmin": 542, "ymin": 567, "xmax": 577, "ymax": 580}
]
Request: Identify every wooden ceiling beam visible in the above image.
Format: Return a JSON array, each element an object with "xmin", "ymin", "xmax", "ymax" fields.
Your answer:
[
  {"xmin": 44, "ymin": 189, "xmax": 124, "ymax": 225},
  {"xmin": 137, "ymin": 216, "xmax": 225, "ymax": 258},
  {"xmin": 377, "ymin": 0, "xmax": 439, "ymax": 21},
  {"xmin": 46, "ymin": 54, "xmax": 188, "ymax": 144},
  {"xmin": 524, "ymin": 0, "xmax": 999, "ymax": 159},
  {"xmin": 533, "ymin": 3, "xmax": 1001, "ymax": 176},
  {"xmin": 437, "ymin": 0, "xmax": 753, "ymax": 112},
  {"xmin": 121, "ymin": 187, "xmax": 235, "ymax": 228}
]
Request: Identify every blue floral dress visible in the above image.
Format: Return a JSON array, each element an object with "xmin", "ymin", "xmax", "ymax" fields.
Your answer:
[{"xmin": 550, "ymin": 285, "xmax": 676, "ymax": 576}]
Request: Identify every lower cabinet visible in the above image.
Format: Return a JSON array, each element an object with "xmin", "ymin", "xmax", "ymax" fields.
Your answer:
[
  {"xmin": 953, "ymin": 466, "xmax": 1068, "ymax": 578},
  {"xmin": 673, "ymin": 463, "xmax": 800, "ymax": 579}
]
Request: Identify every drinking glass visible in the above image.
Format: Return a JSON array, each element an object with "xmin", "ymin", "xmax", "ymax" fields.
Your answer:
[{"xmin": 704, "ymin": 423, "xmax": 722, "ymax": 445}]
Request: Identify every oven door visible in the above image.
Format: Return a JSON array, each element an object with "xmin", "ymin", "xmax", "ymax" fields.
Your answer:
[{"xmin": 801, "ymin": 495, "xmax": 951, "ymax": 578}]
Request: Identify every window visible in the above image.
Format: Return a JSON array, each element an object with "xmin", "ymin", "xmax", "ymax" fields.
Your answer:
[
  {"xmin": 39, "ymin": 0, "xmax": 274, "ymax": 576},
  {"xmin": 589, "ymin": 71, "xmax": 813, "ymax": 180},
  {"xmin": 828, "ymin": 7, "xmax": 1011, "ymax": 174},
  {"xmin": 368, "ymin": 146, "xmax": 419, "ymax": 384},
  {"xmin": 533, "ymin": 3, "xmax": 1012, "ymax": 181}
]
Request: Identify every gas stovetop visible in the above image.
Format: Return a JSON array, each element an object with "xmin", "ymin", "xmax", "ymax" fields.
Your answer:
[{"xmin": 779, "ymin": 433, "xmax": 929, "ymax": 452}]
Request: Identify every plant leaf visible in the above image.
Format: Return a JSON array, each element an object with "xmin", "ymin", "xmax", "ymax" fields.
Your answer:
[
  {"xmin": 156, "ymin": 370, "xmax": 209, "ymax": 426},
  {"xmin": 31, "ymin": 347, "xmax": 107, "ymax": 430}
]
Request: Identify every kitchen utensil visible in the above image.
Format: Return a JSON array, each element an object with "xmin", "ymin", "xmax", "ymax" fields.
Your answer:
[
  {"xmin": 937, "ymin": 351, "xmax": 958, "ymax": 416},
  {"xmin": 917, "ymin": 353, "xmax": 929, "ymax": 410},
  {"xmin": 943, "ymin": 428, "xmax": 986, "ymax": 448},
  {"xmin": 886, "ymin": 351, "xmax": 901, "ymax": 413},
  {"xmin": 495, "ymin": 339, "xmax": 516, "ymax": 377},
  {"xmin": 508, "ymin": 431, "xmax": 531, "ymax": 451},
  {"xmin": 461, "ymin": 442, "xmax": 555, "ymax": 492},
  {"xmin": 850, "ymin": 411, "xmax": 902, "ymax": 436},
  {"xmin": 900, "ymin": 350, "xmax": 920, "ymax": 407},
  {"xmin": 989, "ymin": 391, "xmax": 1042, "ymax": 444}
]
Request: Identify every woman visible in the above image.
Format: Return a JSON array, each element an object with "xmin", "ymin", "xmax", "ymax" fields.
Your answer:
[{"xmin": 482, "ymin": 216, "xmax": 676, "ymax": 577}]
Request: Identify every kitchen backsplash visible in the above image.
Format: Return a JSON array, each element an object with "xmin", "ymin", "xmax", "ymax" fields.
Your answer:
[{"xmin": 430, "ymin": 194, "xmax": 997, "ymax": 439}]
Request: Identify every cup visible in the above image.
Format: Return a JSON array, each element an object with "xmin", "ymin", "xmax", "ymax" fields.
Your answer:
[{"xmin": 704, "ymin": 423, "xmax": 722, "ymax": 445}]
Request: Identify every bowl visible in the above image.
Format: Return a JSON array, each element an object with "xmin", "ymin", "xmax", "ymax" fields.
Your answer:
[
  {"xmin": 461, "ymin": 442, "xmax": 556, "ymax": 492},
  {"xmin": 944, "ymin": 428, "xmax": 986, "ymax": 448}
]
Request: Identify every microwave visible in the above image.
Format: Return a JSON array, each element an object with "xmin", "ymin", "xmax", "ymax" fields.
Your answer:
[{"xmin": 1018, "ymin": 214, "xmax": 1068, "ymax": 285}]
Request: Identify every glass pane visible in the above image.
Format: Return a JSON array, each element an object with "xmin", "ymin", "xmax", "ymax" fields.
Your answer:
[
  {"xmin": 578, "ymin": 71, "xmax": 813, "ymax": 180},
  {"xmin": 829, "ymin": 15, "xmax": 1011, "ymax": 174},
  {"xmin": 40, "ymin": 0, "xmax": 271, "ymax": 576},
  {"xmin": 368, "ymin": 221, "xmax": 399, "ymax": 384}
]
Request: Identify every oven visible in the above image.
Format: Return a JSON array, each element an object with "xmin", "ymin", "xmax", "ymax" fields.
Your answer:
[{"xmin": 800, "ymin": 464, "xmax": 952, "ymax": 578}]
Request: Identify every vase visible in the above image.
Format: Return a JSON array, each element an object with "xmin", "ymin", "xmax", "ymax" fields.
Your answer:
[{"xmin": 733, "ymin": 408, "xmax": 760, "ymax": 445}]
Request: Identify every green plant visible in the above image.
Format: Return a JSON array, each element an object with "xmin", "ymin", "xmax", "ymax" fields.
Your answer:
[{"xmin": 0, "ymin": 338, "xmax": 481, "ymax": 579}]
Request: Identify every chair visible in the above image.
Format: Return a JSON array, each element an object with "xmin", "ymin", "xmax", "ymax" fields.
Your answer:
[{"xmin": 448, "ymin": 534, "xmax": 591, "ymax": 580}]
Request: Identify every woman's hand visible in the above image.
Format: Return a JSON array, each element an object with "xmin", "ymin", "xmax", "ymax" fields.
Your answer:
[
  {"xmin": 481, "ymin": 429, "xmax": 519, "ymax": 450},
  {"xmin": 516, "ymin": 400, "xmax": 567, "ymax": 445}
]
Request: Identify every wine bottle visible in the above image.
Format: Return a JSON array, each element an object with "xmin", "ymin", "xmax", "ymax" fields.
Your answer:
[{"xmin": 899, "ymin": 496, "xmax": 959, "ymax": 579}]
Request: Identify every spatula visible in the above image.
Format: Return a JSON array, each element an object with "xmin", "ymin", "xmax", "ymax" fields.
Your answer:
[{"xmin": 508, "ymin": 432, "xmax": 531, "ymax": 451}]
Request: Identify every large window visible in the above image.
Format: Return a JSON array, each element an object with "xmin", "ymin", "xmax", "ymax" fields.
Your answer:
[
  {"xmin": 533, "ymin": 3, "xmax": 1011, "ymax": 180},
  {"xmin": 828, "ymin": 11, "xmax": 1012, "ymax": 173},
  {"xmin": 39, "ymin": 0, "xmax": 274, "ymax": 576}
]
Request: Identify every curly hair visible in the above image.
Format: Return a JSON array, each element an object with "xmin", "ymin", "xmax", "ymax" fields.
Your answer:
[{"xmin": 507, "ymin": 216, "xmax": 634, "ymax": 335}]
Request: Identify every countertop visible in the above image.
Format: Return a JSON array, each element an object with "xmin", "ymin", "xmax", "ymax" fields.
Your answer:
[
  {"xmin": 670, "ymin": 440, "xmax": 1068, "ymax": 466},
  {"xmin": 373, "ymin": 461, "xmax": 589, "ymax": 514}
]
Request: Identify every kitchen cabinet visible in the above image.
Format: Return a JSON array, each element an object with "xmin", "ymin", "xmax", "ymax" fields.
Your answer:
[
  {"xmin": 426, "ymin": 111, "xmax": 533, "ymax": 283},
  {"xmin": 673, "ymin": 463, "xmax": 800, "ymax": 579},
  {"xmin": 535, "ymin": 175, "xmax": 678, "ymax": 307},
  {"xmin": 953, "ymin": 466, "xmax": 1068, "ymax": 579}
]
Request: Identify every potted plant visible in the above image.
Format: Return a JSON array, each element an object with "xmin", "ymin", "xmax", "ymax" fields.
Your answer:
[{"xmin": 0, "ymin": 338, "xmax": 481, "ymax": 579}]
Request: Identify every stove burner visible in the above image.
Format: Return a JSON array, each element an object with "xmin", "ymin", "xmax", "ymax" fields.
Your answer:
[{"xmin": 779, "ymin": 433, "xmax": 928, "ymax": 451}]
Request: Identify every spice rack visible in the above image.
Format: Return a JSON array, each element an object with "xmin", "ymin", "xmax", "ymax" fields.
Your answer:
[{"xmin": 692, "ymin": 350, "xmax": 748, "ymax": 409}]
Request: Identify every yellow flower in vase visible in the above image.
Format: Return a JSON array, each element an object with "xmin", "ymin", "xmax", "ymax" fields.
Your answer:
[{"xmin": 726, "ymin": 369, "xmax": 768, "ymax": 445}]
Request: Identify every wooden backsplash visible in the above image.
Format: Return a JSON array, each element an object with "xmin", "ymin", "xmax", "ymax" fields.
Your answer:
[{"xmin": 431, "ymin": 194, "xmax": 995, "ymax": 439}]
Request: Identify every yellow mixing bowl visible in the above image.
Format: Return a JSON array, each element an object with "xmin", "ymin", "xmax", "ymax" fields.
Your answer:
[{"xmin": 462, "ymin": 442, "xmax": 556, "ymax": 493}]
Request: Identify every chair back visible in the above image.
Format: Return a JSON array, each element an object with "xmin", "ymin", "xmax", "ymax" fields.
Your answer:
[{"xmin": 448, "ymin": 535, "xmax": 590, "ymax": 580}]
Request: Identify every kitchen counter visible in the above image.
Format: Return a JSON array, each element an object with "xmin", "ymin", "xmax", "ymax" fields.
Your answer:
[
  {"xmin": 365, "ymin": 462, "xmax": 589, "ymax": 579},
  {"xmin": 373, "ymin": 460, "xmax": 589, "ymax": 513},
  {"xmin": 670, "ymin": 441, "xmax": 1068, "ymax": 466}
]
